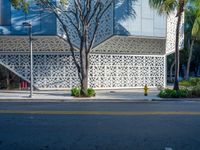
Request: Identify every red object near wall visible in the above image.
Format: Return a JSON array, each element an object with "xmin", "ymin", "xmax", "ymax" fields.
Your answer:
[
  {"xmin": 21, "ymin": 81, "xmax": 24, "ymax": 88},
  {"xmin": 24, "ymin": 82, "xmax": 28, "ymax": 88},
  {"xmin": 20, "ymin": 81, "xmax": 28, "ymax": 89}
]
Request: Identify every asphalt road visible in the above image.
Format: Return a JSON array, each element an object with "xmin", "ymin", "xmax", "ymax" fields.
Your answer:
[{"xmin": 0, "ymin": 101, "xmax": 200, "ymax": 150}]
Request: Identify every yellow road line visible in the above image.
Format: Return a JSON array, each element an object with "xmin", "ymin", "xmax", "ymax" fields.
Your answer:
[{"xmin": 0, "ymin": 110, "xmax": 200, "ymax": 116}]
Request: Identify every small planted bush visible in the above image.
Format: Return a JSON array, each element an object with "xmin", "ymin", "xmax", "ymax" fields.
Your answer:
[
  {"xmin": 179, "ymin": 80, "xmax": 191, "ymax": 87},
  {"xmin": 177, "ymin": 88, "xmax": 191, "ymax": 98},
  {"xmin": 158, "ymin": 88, "xmax": 191, "ymax": 98},
  {"xmin": 158, "ymin": 89, "xmax": 173, "ymax": 98},
  {"xmin": 179, "ymin": 77, "xmax": 200, "ymax": 87},
  {"xmin": 159, "ymin": 78, "xmax": 200, "ymax": 98},
  {"xmin": 189, "ymin": 77, "xmax": 200, "ymax": 86},
  {"xmin": 71, "ymin": 87, "xmax": 96, "ymax": 97},
  {"xmin": 191, "ymin": 85, "xmax": 200, "ymax": 97},
  {"xmin": 71, "ymin": 87, "xmax": 80, "ymax": 97},
  {"xmin": 87, "ymin": 88, "xmax": 96, "ymax": 97}
]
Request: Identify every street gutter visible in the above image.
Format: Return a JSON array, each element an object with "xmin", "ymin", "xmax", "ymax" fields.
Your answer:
[{"xmin": 0, "ymin": 98, "xmax": 200, "ymax": 103}]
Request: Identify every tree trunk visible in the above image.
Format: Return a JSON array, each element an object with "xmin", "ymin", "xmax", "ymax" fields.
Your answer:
[
  {"xmin": 80, "ymin": 74, "xmax": 88, "ymax": 96},
  {"xmin": 6, "ymin": 70, "xmax": 10, "ymax": 90},
  {"xmin": 186, "ymin": 39, "xmax": 194, "ymax": 80},
  {"xmin": 194, "ymin": 65, "xmax": 198, "ymax": 77},
  {"xmin": 170, "ymin": 60, "xmax": 175, "ymax": 82},
  {"xmin": 80, "ymin": 51, "xmax": 89, "ymax": 96},
  {"xmin": 80, "ymin": 27, "xmax": 89, "ymax": 96},
  {"xmin": 173, "ymin": 11, "xmax": 182, "ymax": 91},
  {"xmin": 80, "ymin": 24, "xmax": 90, "ymax": 97}
]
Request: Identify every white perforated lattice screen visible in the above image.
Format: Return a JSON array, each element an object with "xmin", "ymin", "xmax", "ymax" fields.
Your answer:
[
  {"xmin": 166, "ymin": 12, "xmax": 184, "ymax": 55},
  {"xmin": 89, "ymin": 54, "xmax": 165, "ymax": 88},
  {"xmin": 0, "ymin": 53, "xmax": 165, "ymax": 89}
]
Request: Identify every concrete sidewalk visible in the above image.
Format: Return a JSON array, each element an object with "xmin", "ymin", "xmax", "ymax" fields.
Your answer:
[{"xmin": 0, "ymin": 89, "xmax": 161, "ymax": 102}]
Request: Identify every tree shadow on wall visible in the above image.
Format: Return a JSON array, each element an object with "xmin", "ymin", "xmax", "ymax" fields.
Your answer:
[{"xmin": 115, "ymin": 0, "xmax": 137, "ymax": 35}]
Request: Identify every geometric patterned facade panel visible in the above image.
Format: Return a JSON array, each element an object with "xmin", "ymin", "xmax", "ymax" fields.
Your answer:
[
  {"xmin": 92, "ymin": 36, "xmax": 166, "ymax": 55},
  {"xmin": 89, "ymin": 54, "xmax": 165, "ymax": 88},
  {"xmin": 0, "ymin": 36, "xmax": 71, "ymax": 52},
  {"xmin": 0, "ymin": 53, "xmax": 79, "ymax": 89},
  {"xmin": 166, "ymin": 12, "xmax": 184, "ymax": 55},
  {"xmin": 0, "ymin": 36, "xmax": 166, "ymax": 55},
  {"xmin": 0, "ymin": 53, "xmax": 165, "ymax": 89}
]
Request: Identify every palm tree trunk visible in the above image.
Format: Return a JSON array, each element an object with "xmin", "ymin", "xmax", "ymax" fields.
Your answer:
[
  {"xmin": 170, "ymin": 60, "xmax": 175, "ymax": 82},
  {"xmin": 173, "ymin": 12, "xmax": 182, "ymax": 91},
  {"xmin": 186, "ymin": 39, "xmax": 194, "ymax": 80}
]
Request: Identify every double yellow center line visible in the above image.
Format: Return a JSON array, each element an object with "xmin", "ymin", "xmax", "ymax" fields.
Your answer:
[{"xmin": 0, "ymin": 110, "xmax": 200, "ymax": 116}]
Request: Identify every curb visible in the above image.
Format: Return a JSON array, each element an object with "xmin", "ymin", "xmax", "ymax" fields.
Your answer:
[
  {"xmin": 0, "ymin": 98, "xmax": 153, "ymax": 103},
  {"xmin": 152, "ymin": 98, "xmax": 200, "ymax": 101},
  {"xmin": 0, "ymin": 98, "xmax": 200, "ymax": 103}
]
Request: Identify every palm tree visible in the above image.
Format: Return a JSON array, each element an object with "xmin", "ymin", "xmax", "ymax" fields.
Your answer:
[
  {"xmin": 149, "ymin": 0, "xmax": 186, "ymax": 91},
  {"xmin": 185, "ymin": 1, "xmax": 200, "ymax": 79}
]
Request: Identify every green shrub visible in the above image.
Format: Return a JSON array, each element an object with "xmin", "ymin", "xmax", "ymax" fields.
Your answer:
[
  {"xmin": 170, "ymin": 90, "xmax": 179, "ymax": 98},
  {"xmin": 189, "ymin": 77, "xmax": 200, "ymax": 86},
  {"xmin": 179, "ymin": 78, "xmax": 200, "ymax": 87},
  {"xmin": 177, "ymin": 88, "xmax": 191, "ymax": 98},
  {"xmin": 71, "ymin": 87, "xmax": 96, "ymax": 97},
  {"xmin": 191, "ymin": 85, "xmax": 200, "ymax": 97},
  {"xmin": 87, "ymin": 88, "xmax": 96, "ymax": 97},
  {"xmin": 179, "ymin": 80, "xmax": 191, "ymax": 87},
  {"xmin": 158, "ymin": 88, "xmax": 191, "ymax": 98},
  {"xmin": 158, "ymin": 89, "xmax": 175, "ymax": 98},
  {"xmin": 71, "ymin": 87, "xmax": 80, "ymax": 97}
]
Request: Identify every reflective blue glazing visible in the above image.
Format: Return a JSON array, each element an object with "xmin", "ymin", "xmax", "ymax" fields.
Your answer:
[
  {"xmin": 114, "ymin": 0, "xmax": 166, "ymax": 37},
  {"xmin": 0, "ymin": 0, "xmax": 166, "ymax": 37},
  {"xmin": 0, "ymin": 0, "xmax": 56, "ymax": 35}
]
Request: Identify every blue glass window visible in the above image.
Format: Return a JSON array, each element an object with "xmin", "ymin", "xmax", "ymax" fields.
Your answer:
[{"xmin": 0, "ymin": 0, "xmax": 11, "ymax": 26}]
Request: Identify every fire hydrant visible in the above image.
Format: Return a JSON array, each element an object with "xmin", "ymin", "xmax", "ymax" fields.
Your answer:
[{"xmin": 144, "ymin": 84, "xmax": 149, "ymax": 96}]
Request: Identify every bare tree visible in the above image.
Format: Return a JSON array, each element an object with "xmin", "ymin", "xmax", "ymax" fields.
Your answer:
[{"xmin": 11, "ymin": 0, "xmax": 113, "ymax": 96}]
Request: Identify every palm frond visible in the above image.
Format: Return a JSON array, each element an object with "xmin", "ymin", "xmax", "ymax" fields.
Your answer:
[{"xmin": 149, "ymin": 0, "xmax": 177, "ymax": 15}]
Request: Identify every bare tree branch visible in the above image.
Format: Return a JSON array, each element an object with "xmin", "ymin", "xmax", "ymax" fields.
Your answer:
[
  {"xmin": 83, "ymin": 0, "xmax": 92, "ymax": 22},
  {"xmin": 39, "ymin": 0, "xmax": 82, "ymax": 81},
  {"xmin": 87, "ymin": 0, "xmax": 113, "ymax": 53},
  {"xmin": 74, "ymin": 0, "xmax": 84, "ymax": 22},
  {"xmin": 19, "ymin": 0, "xmax": 115, "ymax": 95},
  {"xmin": 87, "ymin": 0, "xmax": 101, "ymax": 25}
]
